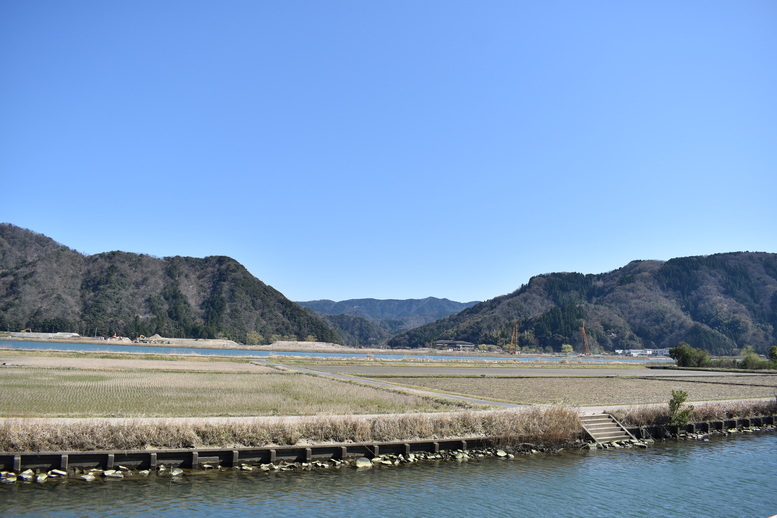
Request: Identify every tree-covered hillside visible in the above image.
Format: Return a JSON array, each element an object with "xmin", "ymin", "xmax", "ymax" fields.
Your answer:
[
  {"xmin": 298, "ymin": 297, "xmax": 479, "ymax": 345},
  {"xmin": 0, "ymin": 224, "xmax": 341, "ymax": 344},
  {"xmin": 4, "ymin": 224, "xmax": 775, "ymax": 354},
  {"xmin": 388, "ymin": 253, "xmax": 777, "ymax": 355},
  {"xmin": 318, "ymin": 313, "xmax": 391, "ymax": 347}
]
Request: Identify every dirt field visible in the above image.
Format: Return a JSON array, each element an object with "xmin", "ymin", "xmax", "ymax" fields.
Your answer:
[
  {"xmin": 297, "ymin": 363, "xmax": 764, "ymax": 377},
  {"xmin": 377, "ymin": 376, "xmax": 777, "ymax": 406}
]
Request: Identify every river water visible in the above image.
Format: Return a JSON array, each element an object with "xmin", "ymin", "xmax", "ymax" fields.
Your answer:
[
  {"xmin": 2, "ymin": 433, "xmax": 775, "ymax": 517},
  {"xmin": 0, "ymin": 340, "xmax": 671, "ymax": 364}
]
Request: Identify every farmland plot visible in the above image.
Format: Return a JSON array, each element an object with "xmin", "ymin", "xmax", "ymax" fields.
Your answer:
[
  {"xmin": 378, "ymin": 376, "xmax": 777, "ymax": 406},
  {"xmin": 0, "ymin": 368, "xmax": 463, "ymax": 417}
]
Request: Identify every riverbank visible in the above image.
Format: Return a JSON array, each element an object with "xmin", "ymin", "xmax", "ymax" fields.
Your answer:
[
  {"xmin": 4, "ymin": 433, "xmax": 776, "ymax": 518},
  {"xmin": 0, "ymin": 407, "xmax": 580, "ymax": 453},
  {"xmin": 2, "ymin": 399, "xmax": 775, "ymax": 454},
  {"xmin": 2, "ymin": 345, "xmax": 775, "ymax": 468},
  {"xmin": 1, "ymin": 409, "xmax": 775, "ymax": 477},
  {"xmin": 0, "ymin": 333, "xmax": 667, "ymax": 361}
]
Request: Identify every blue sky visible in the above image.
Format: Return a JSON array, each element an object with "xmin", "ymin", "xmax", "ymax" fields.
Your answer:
[{"xmin": 2, "ymin": 1, "xmax": 775, "ymax": 303}]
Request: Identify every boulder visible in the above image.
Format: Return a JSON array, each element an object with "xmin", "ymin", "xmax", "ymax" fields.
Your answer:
[{"xmin": 354, "ymin": 457, "xmax": 372, "ymax": 469}]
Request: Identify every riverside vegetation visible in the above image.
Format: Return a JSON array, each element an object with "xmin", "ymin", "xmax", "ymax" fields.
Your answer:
[
  {"xmin": 0, "ymin": 407, "xmax": 582, "ymax": 453},
  {"xmin": 609, "ymin": 398, "xmax": 777, "ymax": 429},
  {"xmin": 670, "ymin": 342, "xmax": 777, "ymax": 371}
]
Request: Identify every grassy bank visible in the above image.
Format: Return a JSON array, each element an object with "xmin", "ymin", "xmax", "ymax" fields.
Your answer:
[
  {"xmin": 2, "ymin": 400, "xmax": 775, "ymax": 454},
  {"xmin": 611, "ymin": 399, "xmax": 777, "ymax": 428},
  {"xmin": 0, "ymin": 407, "xmax": 581, "ymax": 453}
]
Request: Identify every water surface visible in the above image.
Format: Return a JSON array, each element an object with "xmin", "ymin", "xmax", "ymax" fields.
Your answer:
[
  {"xmin": 0, "ymin": 340, "xmax": 671, "ymax": 364},
  {"xmin": 2, "ymin": 433, "xmax": 775, "ymax": 517}
]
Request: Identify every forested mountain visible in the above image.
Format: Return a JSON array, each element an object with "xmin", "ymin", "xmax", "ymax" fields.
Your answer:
[
  {"xmin": 388, "ymin": 253, "xmax": 777, "ymax": 355},
  {"xmin": 317, "ymin": 313, "xmax": 391, "ymax": 347},
  {"xmin": 4, "ymin": 224, "xmax": 776, "ymax": 354},
  {"xmin": 0, "ymin": 224, "xmax": 340, "ymax": 344},
  {"xmin": 298, "ymin": 297, "xmax": 479, "ymax": 345}
]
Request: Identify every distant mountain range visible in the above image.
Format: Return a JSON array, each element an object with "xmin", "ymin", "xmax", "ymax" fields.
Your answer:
[
  {"xmin": 2, "ymin": 223, "xmax": 776, "ymax": 355},
  {"xmin": 297, "ymin": 298, "xmax": 479, "ymax": 346},
  {"xmin": 388, "ymin": 253, "xmax": 777, "ymax": 355}
]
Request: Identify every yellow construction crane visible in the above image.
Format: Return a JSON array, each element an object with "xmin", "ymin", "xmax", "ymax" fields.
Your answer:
[
  {"xmin": 507, "ymin": 320, "xmax": 519, "ymax": 354},
  {"xmin": 580, "ymin": 321, "xmax": 591, "ymax": 356}
]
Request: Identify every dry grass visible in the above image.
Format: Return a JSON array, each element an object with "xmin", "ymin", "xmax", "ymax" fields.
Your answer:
[
  {"xmin": 278, "ymin": 358, "xmax": 645, "ymax": 370},
  {"xmin": 378, "ymin": 376, "xmax": 777, "ymax": 406},
  {"xmin": 611, "ymin": 399, "xmax": 777, "ymax": 427},
  {"xmin": 0, "ymin": 353, "xmax": 275, "ymax": 373},
  {"xmin": 0, "ymin": 407, "xmax": 582, "ymax": 452},
  {"xmin": 0, "ymin": 368, "xmax": 466, "ymax": 418}
]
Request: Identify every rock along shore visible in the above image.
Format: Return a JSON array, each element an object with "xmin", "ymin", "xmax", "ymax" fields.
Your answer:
[{"xmin": 2, "ymin": 417, "xmax": 775, "ymax": 485}]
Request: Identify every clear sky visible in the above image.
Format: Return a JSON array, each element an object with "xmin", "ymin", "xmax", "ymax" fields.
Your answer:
[{"xmin": 2, "ymin": 1, "xmax": 775, "ymax": 303}]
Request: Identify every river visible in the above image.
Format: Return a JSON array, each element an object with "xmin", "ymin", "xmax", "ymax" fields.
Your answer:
[
  {"xmin": 0, "ymin": 340, "xmax": 672, "ymax": 364},
  {"xmin": 1, "ymin": 433, "xmax": 775, "ymax": 517}
]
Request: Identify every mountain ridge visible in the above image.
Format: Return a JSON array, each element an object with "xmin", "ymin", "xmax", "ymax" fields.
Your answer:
[
  {"xmin": 297, "ymin": 297, "xmax": 479, "ymax": 346},
  {"xmin": 0, "ymin": 223, "xmax": 340, "ymax": 344},
  {"xmin": 3, "ymin": 224, "xmax": 775, "ymax": 354},
  {"xmin": 388, "ymin": 252, "xmax": 777, "ymax": 354}
]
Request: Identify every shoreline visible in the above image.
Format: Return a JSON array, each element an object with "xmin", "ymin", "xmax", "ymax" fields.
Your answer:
[
  {"xmin": 0, "ymin": 333, "xmax": 648, "ymax": 357},
  {"xmin": 0, "ymin": 335, "xmax": 668, "ymax": 365},
  {"xmin": 1, "ymin": 399, "xmax": 775, "ymax": 452},
  {"xmin": 1, "ymin": 414, "xmax": 774, "ymax": 478}
]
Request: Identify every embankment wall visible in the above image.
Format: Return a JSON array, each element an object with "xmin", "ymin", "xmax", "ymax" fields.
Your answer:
[{"xmin": 2, "ymin": 415, "xmax": 775, "ymax": 473}]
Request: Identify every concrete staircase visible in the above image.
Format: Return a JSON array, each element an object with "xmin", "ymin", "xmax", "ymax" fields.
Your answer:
[{"xmin": 581, "ymin": 414, "xmax": 636, "ymax": 444}]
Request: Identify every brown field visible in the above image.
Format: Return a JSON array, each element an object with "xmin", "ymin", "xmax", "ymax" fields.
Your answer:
[
  {"xmin": 1, "ymin": 349, "xmax": 775, "ymax": 418},
  {"xmin": 1, "ymin": 350, "xmax": 776, "ymax": 453},
  {"xmin": 376, "ymin": 375, "xmax": 777, "ymax": 406},
  {"xmin": 0, "ymin": 350, "xmax": 470, "ymax": 418}
]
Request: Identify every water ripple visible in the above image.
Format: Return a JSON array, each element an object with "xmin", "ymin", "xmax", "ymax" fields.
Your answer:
[{"xmin": 2, "ymin": 434, "xmax": 776, "ymax": 517}]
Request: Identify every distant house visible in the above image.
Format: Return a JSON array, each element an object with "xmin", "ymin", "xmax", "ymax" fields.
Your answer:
[
  {"xmin": 434, "ymin": 340, "xmax": 475, "ymax": 351},
  {"xmin": 615, "ymin": 348, "xmax": 670, "ymax": 357}
]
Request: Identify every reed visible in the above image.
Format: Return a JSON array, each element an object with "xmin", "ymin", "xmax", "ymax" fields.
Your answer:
[
  {"xmin": 0, "ymin": 407, "xmax": 582, "ymax": 453},
  {"xmin": 609, "ymin": 398, "xmax": 777, "ymax": 427}
]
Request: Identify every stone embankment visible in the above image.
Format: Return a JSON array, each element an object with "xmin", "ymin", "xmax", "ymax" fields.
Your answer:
[
  {"xmin": 0, "ymin": 440, "xmax": 531, "ymax": 485},
  {"xmin": 2, "ymin": 415, "xmax": 775, "ymax": 485},
  {"xmin": 583, "ymin": 414, "xmax": 776, "ymax": 450},
  {"xmin": 630, "ymin": 415, "xmax": 776, "ymax": 441}
]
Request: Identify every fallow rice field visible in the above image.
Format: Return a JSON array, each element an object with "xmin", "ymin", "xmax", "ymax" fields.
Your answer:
[
  {"xmin": 1, "ymin": 349, "xmax": 775, "ymax": 418},
  {"xmin": 0, "ymin": 350, "xmax": 469, "ymax": 417}
]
